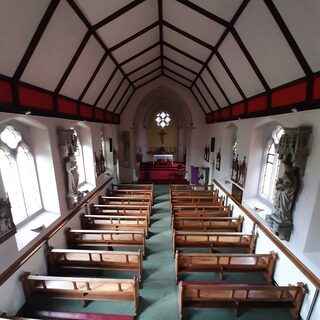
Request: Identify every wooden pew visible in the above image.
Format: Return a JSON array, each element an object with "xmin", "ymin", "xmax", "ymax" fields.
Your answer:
[
  {"xmin": 47, "ymin": 247, "xmax": 143, "ymax": 281},
  {"xmin": 173, "ymin": 231, "xmax": 257, "ymax": 254},
  {"xmin": 170, "ymin": 205, "xmax": 233, "ymax": 221},
  {"xmin": 172, "ymin": 216, "xmax": 244, "ymax": 232},
  {"xmin": 99, "ymin": 195, "xmax": 151, "ymax": 210},
  {"xmin": 178, "ymin": 281, "xmax": 307, "ymax": 320},
  {"xmin": 66, "ymin": 228, "xmax": 146, "ymax": 256},
  {"xmin": 20, "ymin": 272, "xmax": 139, "ymax": 316},
  {"xmin": 110, "ymin": 183, "xmax": 154, "ymax": 202},
  {"xmin": 80, "ymin": 214, "xmax": 149, "ymax": 237},
  {"xmin": 171, "ymin": 195, "xmax": 224, "ymax": 206},
  {"xmin": 175, "ymin": 251, "xmax": 277, "ymax": 283},
  {"xmin": 170, "ymin": 184, "xmax": 215, "ymax": 191},
  {"xmin": 105, "ymin": 189, "xmax": 153, "ymax": 205},
  {"xmin": 91, "ymin": 204, "xmax": 150, "ymax": 225}
]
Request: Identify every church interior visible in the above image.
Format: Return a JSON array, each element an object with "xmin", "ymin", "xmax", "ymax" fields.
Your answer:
[{"xmin": 0, "ymin": 0, "xmax": 320, "ymax": 319}]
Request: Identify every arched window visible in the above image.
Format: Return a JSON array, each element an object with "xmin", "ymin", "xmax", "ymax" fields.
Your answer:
[
  {"xmin": 0, "ymin": 126, "xmax": 42, "ymax": 225},
  {"xmin": 259, "ymin": 127, "xmax": 284, "ymax": 203}
]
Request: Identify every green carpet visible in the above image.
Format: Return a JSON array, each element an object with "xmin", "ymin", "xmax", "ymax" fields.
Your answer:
[{"xmin": 21, "ymin": 185, "xmax": 292, "ymax": 320}]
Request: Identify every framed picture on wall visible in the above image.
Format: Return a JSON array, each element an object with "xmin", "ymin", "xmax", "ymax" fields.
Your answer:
[
  {"xmin": 210, "ymin": 137, "xmax": 215, "ymax": 152},
  {"xmin": 216, "ymin": 148, "xmax": 221, "ymax": 171}
]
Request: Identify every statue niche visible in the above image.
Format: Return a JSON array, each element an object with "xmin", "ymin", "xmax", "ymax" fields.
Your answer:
[{"xmin": 266, "ymin": 126, "xmax": 312, "ymax": 241}]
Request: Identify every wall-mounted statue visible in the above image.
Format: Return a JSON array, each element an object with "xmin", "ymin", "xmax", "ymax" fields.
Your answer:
[{"xmin": 266, "ymin": 126, "xmax": 312, "ymax": 241}]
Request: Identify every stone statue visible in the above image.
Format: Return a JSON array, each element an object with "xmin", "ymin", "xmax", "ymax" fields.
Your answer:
[
  {"xmin": 66, "ymin": 155, "xmax": 79, "ymax": 195},
  {"xmin": 266, "ymin": 159, "xmax": 300, "ymax": 240}
]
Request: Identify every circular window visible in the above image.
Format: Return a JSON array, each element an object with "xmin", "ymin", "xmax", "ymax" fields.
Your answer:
[{"xmin": 155, "ymin": 112, "xmax": 171, "ymax": 128}]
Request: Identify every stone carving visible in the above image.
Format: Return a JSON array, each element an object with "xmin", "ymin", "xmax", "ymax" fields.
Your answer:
[{"xmin": 266, "ymin": 126, "xmax": 312, "ymax": 241}]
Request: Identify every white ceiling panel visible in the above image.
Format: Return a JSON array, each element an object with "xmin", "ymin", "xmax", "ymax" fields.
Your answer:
[
  {"xmin": 208, "ymin": 56, "xmax": 242, "ymax": 103},
  {"xmin": 135, "ymin": 69, "xmax": 161, "ymax": 88},
  {"xmin": 109, "ymin": 80, "xmax": 129, "ymax": 112},
  {"xmin": 0, "ymin": 0, "xmax": 50, "ymax": 77},
  {"xmin": 196, "ymin": 79, "xmax": 218, "ymax": 110},
  {"xmin": 164, "ymin": 69, "xmax": 192, "ymax": 88},
  {"xmin": 192, "ymin": 86, "xmax": 211, "ymax": 113},
  {"xmin": 163, "ymin": 0, "xmax": 225, "ymax": 45},
  {"xmin": 275, "ymin": 0, "xmax": 320, "ymax": 72},
  {"xmin": 121, "ymin": 47, "xmax": 161, "ymax": 73},
  {"xmin": 190, "ymin": 0, "xmax": 242, "ymax": 22},
  {"xmin": 60, "ymin": 36, "xmax": 104, "ymax": 99},
  {"xmin": 235, "ymin": 0, "xmax": 304, "ymax": 88},
  {"xmin": 82, "ymin": 56, "xmax": 116, "ymax": 105},
  {"xmin": 130, "ymin": 60, "xmax": 161, "ymax": 82},
  {"xmin": 117, "ymin": 86, "xmax": 134, "ymax": 112},
  {"xmin": 75, "ymin": 0, "xmax": 133, "ymax": 25},
  {"xmin": 163, "ymin": 46, "xmax": 203, "ymax": 73},
  {"xmin": 21, "ymin": 1, "xmax": 87, "ymax": 90},
  {"xmin": 112, "ymin": 27, "xmax": 159, "ymax": 63},
  {"xmin": 163, "ymin": 26, "xmax": 211, "ymax": 62},
  {"xmin": 98, "ymin": 0, "xmax": 158, "ymax": 48},
  {"xmin": 218, "ymin": 34, "xmax": 265, "ymax": 97},
  {"xmin": 202, "ymin": 69, "xmax": 228, "ymax": 107},
  {"xmin": 98, "ymin": 70, "xmax": 123, "ymax": 108},
  {"xmin": 163, "ymin": 60, "xmax": 195, "ymax": 81}
]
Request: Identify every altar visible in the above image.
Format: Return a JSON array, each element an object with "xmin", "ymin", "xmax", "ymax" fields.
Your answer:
[{"xmin": 153, "ymin": 154, "xmax": 173, "ymax": 162}]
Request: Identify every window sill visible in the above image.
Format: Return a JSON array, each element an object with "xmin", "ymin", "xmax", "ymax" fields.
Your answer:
[
  {"xmin": 243, "ymin": 196, "xmax": 273, "ymax": 220},
  {"xmin": 78, "ymin": 182, "xmax": 95, "ymax": 194},
  {"xmin": 15, "ymin": 211, "xmax": 60, "ymax": 251}
]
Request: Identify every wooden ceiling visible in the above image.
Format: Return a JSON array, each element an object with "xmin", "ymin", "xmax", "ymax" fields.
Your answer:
[{"xmin": 0, "ymin": 0, "xmax": 320, "ymax": 122}]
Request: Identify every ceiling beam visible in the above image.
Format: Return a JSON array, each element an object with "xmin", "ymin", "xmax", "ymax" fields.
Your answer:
[
  {"xmin": 164, "ymin": 56, "xmax": 197, "ymax": 75},
  {"xmin": 264, "ymin": 0, "xmax": 312, "ymax": 76},
  {"xmin": 198, "ymin": 75, "xmax": 220, "ymax": 109},
  {"xmin": 94, "ymin": 66, "xmax": 118, "ymax": 106},
  {"xmin": 120, "ymin": 42, "xmax": 160, "ymax": 66},
  {"xmin": 176, "ymin": 0, "xmax": 229, "ymax": 27},
  {"xmin": 78, "ymin": 52, "xmax": 108, "ymax": 103},
  {"xmin": 120, "ymin": 87, "xmax": 136, "ymax": 114},
  {"xmin": 128, "ymin": 56, "xmax": 161, "ymax": 77},
  {"xmin": 163, "ymin": 66, "xmax": 193, "ymax": 84},
  {"xmin": 163, "ymin": 74, "xmax": 191, "ymax": 90},
  {"xmin": 105, "ymin": 76, "xmax": 126, "ymax": 110},
  {"xmin": 93, "ymin": 0, "xmax": 146, "ymax": 30},
  {"xmin": 158, "ymin": 0, "xmax": 164, "ymax": 75},
  {"xmin": 191, "ymin": 87, "xmax": 207, "ymax": 114},
  {"xmin": 133, "ymin": 66, "xmax": 162, "ymax": 84},
  {"xmin": 135, "ymin": 73, "xmax": 162, "ymax": 90},
  {"xmin": 13, "ymin": 0, "xmax": 60, "ymax": 82},
  {"xmin": 113, "ymin": 83, "xmax": 132, "ymax": 113},
  {"xmin": 194, "ymin": 83, "xmax": 213, "ymax": 112},
  {"xmin": 109, "ymin": 21, "xmax": 159, "ymax": 52},
  {"xmin": 162, "ymin": 21, "xmax": 215, "ymax": 51}
]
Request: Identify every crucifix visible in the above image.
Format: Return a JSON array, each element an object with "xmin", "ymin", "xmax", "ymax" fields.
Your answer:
[{"xmin": 158, "ymin": 130, "xmax": 167, "ymax": 145}]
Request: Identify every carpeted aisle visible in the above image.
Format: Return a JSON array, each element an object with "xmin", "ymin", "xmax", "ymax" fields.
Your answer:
[{"xmin": 137, "ymin": 184, "xmax": 178, "ymax": 319}]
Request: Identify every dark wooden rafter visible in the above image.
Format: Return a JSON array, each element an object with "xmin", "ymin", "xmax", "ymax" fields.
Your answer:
[
  {"xmin": 231, "ymin": 28, "xmax": 269, "ymax": 91},
  {"xmin": 67, "ymin": 0, "xmax": 135, "ymax": 92},
  {"xmin": 13, "ymin": 0, "xmax": 61, "ymax": 82},
  {"xmin": 105, "ymin": 76, "xmax": 126, "ymax": 110},
  {"xmin": 190, "ymin": 0, "xmax": 249, "ymax": 100},
  {"xmin": 191, "ymin": 87, "xmax": 207, "ymax": 114},
  {"xmin": 93, "ymin": 0, "xmax": 146, "ymax": 30},
  {"xmin": 164, "ymin": 56, "xmax": 197, "ymax": 75},
  {"xmin": 163, "ymin": 66, "xmax": 193, "ymax": 84},
  {"xmin": 120, "ymin": 42, "xmax": 160, "ymax": 66},
  {"xmin": 176, "ymin": 0, "xmax": 229, "ymax": 27},
  {"xmin": 264, "ymin": 0, "xmax": 312, "ymax": 77},
  {"xmin": 94, "ymin": 66, "xmax": 118, "ymax": 106},
  {"xmin": 133, "ymin": 66, "xmax": 162, "ymax": 84},
  {"xmin": 163, "ymin": 74, "xmax": 190, "ymax": 90},
  {"xmin": 162, "ymin": 21, "xmax": 215, "ymax": 51},
  {"xmin": 198, "ymin": 76, "xmax": 220, "ymax": 109},
  {"xmin": 113, "ymin": 83, "xmax": 132, "ymax": 112},
  {"xmin": 158, "ymin": 0, "xmax": 164, "ymax": 74},
  {"xmin": 109, "ymin": 21, "xmax": 159, "ymax": 53},
  {"xmin": 127, "ymin": 56, "xmax": 161, "ymax": 77},
  {"xmin": 205, "ymin": 65, "xmax": 231, "ymax": 105},
  {"xmin": 163, "ymin": 42, "xmax": 205, "ymax": 65},
  {"xmin": 120, "ymin": 87, "xmax": 136, "ymax": 114},
  {"xmin": 54, "ymin": 31, "xmax": 91, "ymax": 94},
  {"xmin": 135, "ymin": 73, "xmax": 162, "ymax": 90},
  {"xmin": 78, "ymin": 52, "xmax": 108, "ymax": 102},
  {"xmin": 194, "ymin": 83, "xmax": 214, "ymax": 112}
]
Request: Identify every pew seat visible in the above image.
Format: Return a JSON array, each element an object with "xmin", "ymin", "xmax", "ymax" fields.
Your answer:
[
  {"xmin": 178, "ymin": 281, "xmax": 307, "ymax": 320},
  {"xmin": 21, "ymin": 273, "xmax": 139, "ymax": 316},
  {"xmin": 175, "ymin": 251, "xmax": 277, "ymax": 283},
  {"xmin": 171, "ymin": 205, "xmax": 233, "ymax": 220},
  {"xmin": 66, "ymin": 228, "xmax": 146, "ymax": 255},
  {"xmin": 47, "ymin": 248, "xmax": 143, "ymax": 281},
  {"xmin": 173, "ymin": 231, "xmax": 257, "ymax": 254},
  {"xmin": 172, "ymin": 216, "xmax": 243, "ymax": 232}
]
